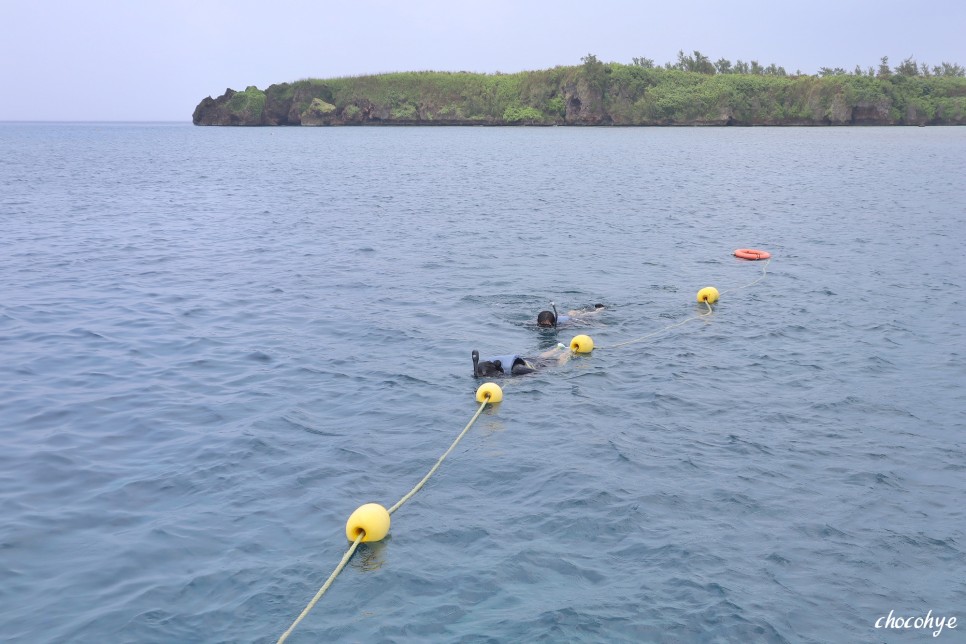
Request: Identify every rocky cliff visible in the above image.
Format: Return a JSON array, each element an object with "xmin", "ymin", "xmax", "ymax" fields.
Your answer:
[{"xmin": 192, "ymin": 66, "xmax": 966, "ymax": 126}]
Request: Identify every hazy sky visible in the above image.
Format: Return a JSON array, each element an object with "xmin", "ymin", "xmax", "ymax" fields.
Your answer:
[{"xmin": 2, "ymin": 0, "xmax": 964, "ymax": 121}]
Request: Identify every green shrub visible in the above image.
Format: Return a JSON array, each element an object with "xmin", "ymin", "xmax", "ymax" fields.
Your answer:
[
  {"xmin": 392, "ymin": 103, "xmax": 419, "ymax": 120},
  {"xmin": 307, "ymin": 98, "xmax": 336, "ymax": 115},
  {"xmin": 546, "ymin": 96, "xmax": 566, "ymax": 117},
  {"xmin": 503, "ymin": 105, "xmax": 543, "ymax": 123},
  {"xmin": 226, "ymin": 86, "xmax": 266, "ymax": 120}
]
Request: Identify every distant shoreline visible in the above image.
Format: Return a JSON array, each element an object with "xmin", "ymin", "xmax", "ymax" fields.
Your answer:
[
  {"xmin": 1, "ymin": 120, "xmax": 191, "ymax": 125},
  {"xmin": 193, "ymin": 60, "xmax": 966, "ymax": 127}
]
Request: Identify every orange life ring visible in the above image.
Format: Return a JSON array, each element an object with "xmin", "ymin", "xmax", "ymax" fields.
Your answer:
[{"xmin": 734, "ymin": 248, "xmax": 771, "ymax": 260}]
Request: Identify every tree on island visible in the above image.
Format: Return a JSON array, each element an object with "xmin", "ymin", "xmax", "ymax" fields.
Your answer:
[{"xmin": 626, "ymin": 51, "xmax": 964, "ymax": 78}]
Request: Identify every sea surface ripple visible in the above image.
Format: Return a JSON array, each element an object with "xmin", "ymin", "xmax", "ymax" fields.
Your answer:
[{"xmin": 1, "ymin": 123, "xmax": 964, "ymax": 643}]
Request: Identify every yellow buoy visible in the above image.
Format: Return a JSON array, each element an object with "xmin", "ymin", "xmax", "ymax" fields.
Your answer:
[
  {"xmin": 476, "ymin": 382, "xmax": 503, "ymax": 403},
  {"xmin": 345, "ymin": 503, "xmax": 391, "ymax": 542},
  {"xmin": 570, "ymin": 334, "xmax": 594, "ymax": 353},
  {"xmin": 696, "ymin": 286, "xmax": 719, "ymax": 303}
]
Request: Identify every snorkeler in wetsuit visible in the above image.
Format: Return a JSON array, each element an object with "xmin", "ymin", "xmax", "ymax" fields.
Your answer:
[
  {"xmin": 536, "ymin": 302, "xmax": 605, "ymax": 328},
  {"xmin": 472, "ymin": 345, "xmax": 572, "ymax": 377}
]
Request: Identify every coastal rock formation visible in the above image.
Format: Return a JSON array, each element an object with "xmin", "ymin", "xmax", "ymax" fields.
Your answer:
[{"xmin": 192, "ymin": 65, "xmax": 966, "ymax": 126}]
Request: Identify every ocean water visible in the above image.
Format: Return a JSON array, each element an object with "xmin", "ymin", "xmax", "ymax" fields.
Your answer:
[{"xmin": 1, "ymin": 122, "xmax": 964, "ymax": 643}]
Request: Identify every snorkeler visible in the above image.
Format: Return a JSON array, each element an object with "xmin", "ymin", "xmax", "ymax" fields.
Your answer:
[
  {"xmin": 536, "ymin": 302, "xmax": 605, "ymax": 328},
  {"xmin": 472, "ymin": 345, "xmax": 572, "ymax": 377}
]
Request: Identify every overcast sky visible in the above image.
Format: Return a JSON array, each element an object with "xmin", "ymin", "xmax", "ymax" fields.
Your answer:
[{"xmin": 2, "ymin": 0, "xmax": 964, "ymax": 122}]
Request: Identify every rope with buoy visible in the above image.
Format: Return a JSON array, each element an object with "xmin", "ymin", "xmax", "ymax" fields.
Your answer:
[
  {"xmin": 387, "ymin": 391, "xmax": 495, "ymax": 515},
  {"xmin": 601, "ymin": 298, "xmax": 714, "ymax": 350},
  {"xmin": 278, "ymin": 248, "xmax": 772, "ymax": 641},
  {"xmin": 593, "ymin": 248, "xmax": 772, "ymax": 351},
  {"xmin": 277, "ymin": 384, "xmax": 503, "ymax": 643}
]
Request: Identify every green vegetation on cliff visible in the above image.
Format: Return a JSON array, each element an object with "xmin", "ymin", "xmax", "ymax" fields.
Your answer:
[
  {"xmin": 193, "ymin": 53, "xmax": 966, "ymax": 126},
  {"xmin": 226, "ymin": 86, "xmax": 266, "ymax": 121}
]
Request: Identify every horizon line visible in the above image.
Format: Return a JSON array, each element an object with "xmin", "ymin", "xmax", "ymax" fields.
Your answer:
[{"xmin": 0, "ymin": 120, "xmax": 192, "ymax": 124}]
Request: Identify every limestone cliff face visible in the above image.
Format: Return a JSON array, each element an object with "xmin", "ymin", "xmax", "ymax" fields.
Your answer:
[
  {"xmin": 192, "ymin": 89, "xmax": 243, "ymax": 125},
  {"xmin": 850, "ymin": 100, "xmax": 892, "ymax": 125},
  {"xmin": 562, "ymin": 78, "xmax": 609, "ymax": 125}
]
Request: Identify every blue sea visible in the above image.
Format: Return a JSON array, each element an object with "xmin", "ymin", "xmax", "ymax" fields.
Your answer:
[{"xmin": 1, "ymin": 122, "xmax": 964, "ymax": 643}]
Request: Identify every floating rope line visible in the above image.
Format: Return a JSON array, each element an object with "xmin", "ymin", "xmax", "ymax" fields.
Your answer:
[
  {"xmin": 600, "ymin": 300, "xmax": 714, "ymax": 350},
  {"xmin": 719, "ymin": 258, "xmax": 770, "ymax": 297},
  {"xmin": 387, "ymin": 398, "xmax": 488, "ymax": 515},
  {"xmin": 277, "ymin": 532, "xmax": 365, "ymax": 644},
  {"xmin": 277, "ymin": 395, "xmax": 495, "ymax": 642}
]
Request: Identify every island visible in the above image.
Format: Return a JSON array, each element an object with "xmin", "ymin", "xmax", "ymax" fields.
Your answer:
[{"xmin": 193, "ymin": 54, "xmax": 966, "ymax": 126}]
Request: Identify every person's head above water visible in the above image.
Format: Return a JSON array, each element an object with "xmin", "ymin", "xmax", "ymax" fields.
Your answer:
[
  {"xmin": 537, "ymin": 301, "xmax": 561, "ymax": 328},
  {"xmin": 536, "ymin": 310, "xmax": 557, "ymax": 327},
  {"xmin": 537, "ymin": 302, "xmax": 605, "ymax": 327}
]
